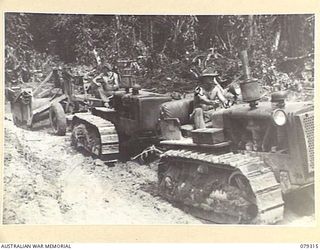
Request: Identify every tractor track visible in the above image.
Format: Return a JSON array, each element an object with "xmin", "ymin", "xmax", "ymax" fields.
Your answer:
[{"xmin": 158, "ymin": 149, "xmax": 285, "ymax": 224}]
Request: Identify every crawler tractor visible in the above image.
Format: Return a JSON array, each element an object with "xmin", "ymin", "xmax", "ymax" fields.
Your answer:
[
  {"xmin": 157, "ymin": 51, "xmax": 314, "ymax": 224},
  {"xmin": 70, "ymin": 51, "xmax": 314, "ymax": 224},
  {"xmin": 70, "ymin": 61, "xmax": 172, "ymax": 161}
]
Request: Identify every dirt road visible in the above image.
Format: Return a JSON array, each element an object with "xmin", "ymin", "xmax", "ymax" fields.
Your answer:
[{"xmin": 2, "ymin": 116, "xmax": 315, "ymax": 225}]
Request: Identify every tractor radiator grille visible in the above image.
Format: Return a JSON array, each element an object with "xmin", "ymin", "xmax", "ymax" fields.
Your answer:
[{"xmin": 298, "ymin": 111, "xmax": 314, "ymax": 173}]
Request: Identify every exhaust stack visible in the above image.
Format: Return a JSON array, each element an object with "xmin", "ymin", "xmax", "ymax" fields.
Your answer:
[{"xmin": 239, "ymin": 50, "xmax": 264, "ymax": 108}]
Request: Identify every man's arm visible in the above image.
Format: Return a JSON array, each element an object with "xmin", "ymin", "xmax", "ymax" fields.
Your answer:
[
  {"xmin": 195, "ymin": 87, "xmax": 216, "ymax": 105},
  {"xmin": 113, "ymin": 73, "xmax": 120, "ymax": 90},
  {"xmin": 198, "ymin": 93, "xmax": 216, "ymax": 105},
  {"xmin": 92, "ymin": 73, "xmax": 103, "ymax": 86}
]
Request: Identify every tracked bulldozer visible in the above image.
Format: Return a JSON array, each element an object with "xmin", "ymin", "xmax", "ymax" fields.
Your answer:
[
  {"xmin": 157, "ymin": 51, "xmax": 314, "ymax": 224},
  {"xmin": 70, "ymin": 60, "xmax": 172, "ymax": 161}
]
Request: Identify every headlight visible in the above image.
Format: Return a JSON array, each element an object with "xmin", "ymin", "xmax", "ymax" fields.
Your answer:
[{"xmin": 272, "ymin": 109, "xmax": 287, "ymax": 126}]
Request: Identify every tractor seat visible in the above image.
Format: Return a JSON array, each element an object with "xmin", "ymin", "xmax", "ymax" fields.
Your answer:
[
  {"xmin": 160, "ymin": 98, "xmax": 222, "ymax": 140},
  {"xmin": 160, "ymin": 98, "xmax": 194, "ymax": 125},
  {"xmin": 160, "ymin": 98, "xmax": 195, "ymax": 139}
]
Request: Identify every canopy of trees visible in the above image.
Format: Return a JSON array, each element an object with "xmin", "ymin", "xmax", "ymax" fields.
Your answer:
[{"xmin": 5, "ymin": 13, "xmax": 314, "ymax": 95}]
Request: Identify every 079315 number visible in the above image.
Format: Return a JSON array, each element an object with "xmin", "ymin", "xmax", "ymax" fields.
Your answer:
[{"xmin": 300, "ymin": 244, "xmax": 319, "ymax": 248}]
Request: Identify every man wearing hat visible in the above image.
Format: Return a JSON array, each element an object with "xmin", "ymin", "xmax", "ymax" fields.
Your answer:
[
  {"xmin": 192, "ymin": 68, "xmax": 230, "ymax": 129},
  {"xmin": 92, "ymin": 62, "xmax": 120, "ymax": 105}
]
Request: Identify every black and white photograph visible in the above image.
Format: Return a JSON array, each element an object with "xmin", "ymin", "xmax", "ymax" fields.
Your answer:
[{"xmin": 3, "ymin": 13, "xmax": 315, "ymax": 225}]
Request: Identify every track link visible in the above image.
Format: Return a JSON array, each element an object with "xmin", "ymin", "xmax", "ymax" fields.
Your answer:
[
  {"xmin": 158, "ymin": 149, "xmax": 284, "ymax": 224},
  {"xmin": 71, "ymin": 112, "xmax": 119, "ymax": 160}
]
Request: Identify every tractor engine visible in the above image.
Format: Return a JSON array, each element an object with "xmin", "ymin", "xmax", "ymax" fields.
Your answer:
[
  {"xmin": 72, "ymin": 86, "xmax": 171, "ymax": 161},
  {"xmin": 220, "ymin": 50, "xmax": 314, "ymax": 194},
  {"xmin": 221, "ymin": 96, "xmax": 314, "ymax": 194},
  {"xmin": 110, "ymin": 86, "xmax": 172, "ymax": 157},
  {"xmin": 112, "ymin": 87, "xmax": 171, "ymax": 136}
]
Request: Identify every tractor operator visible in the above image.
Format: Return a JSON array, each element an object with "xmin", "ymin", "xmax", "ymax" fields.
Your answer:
[
  {"xmin": 192, "ymin": 68, "xmax": 231, "ymax": 129},
  {"xmin": 92, "ymin": 63, "xmax": 120, "ymax": 106}
]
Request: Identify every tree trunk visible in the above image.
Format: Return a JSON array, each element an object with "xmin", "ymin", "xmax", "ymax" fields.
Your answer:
[
  {"xmin": 133, "ymin": 26, "xmax": 136, "ymax": 45},
  {"xmin": 282, "ymin": 15, "xmax": 304, "ymax": 57},
  {"xmin": 272, "ymin": 28, "xmax": 281, "ymax": 52},
  {"xmin": 150, "ymin": 18, "xmax": 154, "ymax": 50},
  {"xmin": 115, "ymin": 15, "xmax": 121, "ymax": 53}
]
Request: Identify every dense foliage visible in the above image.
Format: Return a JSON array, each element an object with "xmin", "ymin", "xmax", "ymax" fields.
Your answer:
[{"xmin": 5, "ymin": 13, "xmax": 314, "ymax": 96}]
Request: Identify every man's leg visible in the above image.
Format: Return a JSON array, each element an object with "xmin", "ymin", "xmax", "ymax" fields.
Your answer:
[
  {"xmin": 212, "ymin": 86, "xmax": 227, "ymax": 104},
  {"xmin": 97, "ymin": 87, "xmax": 110, "ymax": 105},
  {"xmin": 193, "ymin": 108, "xmax": 206, "ymax": 129}
]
